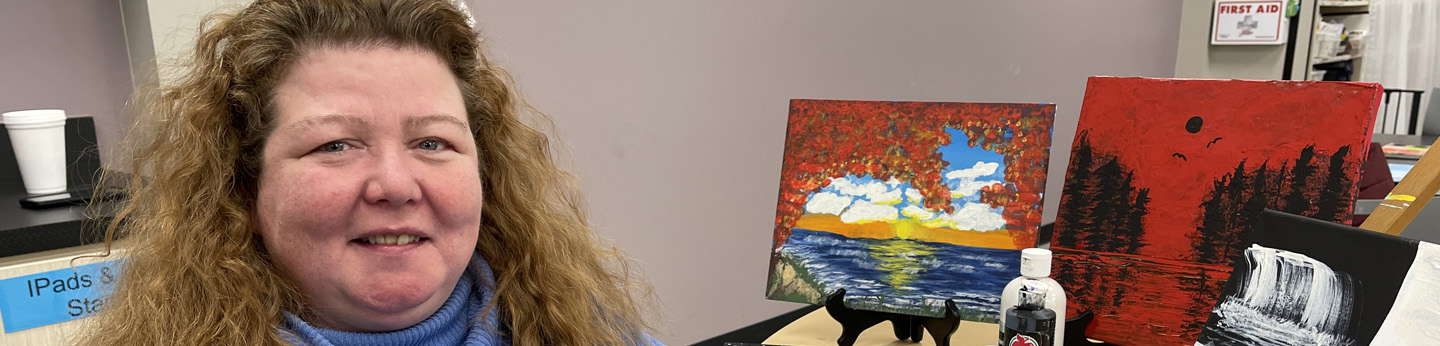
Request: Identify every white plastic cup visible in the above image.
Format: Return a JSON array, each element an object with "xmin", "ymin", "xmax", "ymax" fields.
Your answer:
[{"xmin": 3, "ymin": 109, "xmax": 68, "ymax": 195}]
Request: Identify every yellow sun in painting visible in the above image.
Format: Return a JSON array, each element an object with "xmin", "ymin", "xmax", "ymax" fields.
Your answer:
[{"xmin": 893, "ymin": 219, "xmax": 921, "ymax": 240}]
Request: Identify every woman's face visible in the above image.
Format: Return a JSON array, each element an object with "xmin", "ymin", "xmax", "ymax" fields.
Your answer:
[{"xmin": 256, "ymin": 46, "xmax": 483, "ymax": 332}]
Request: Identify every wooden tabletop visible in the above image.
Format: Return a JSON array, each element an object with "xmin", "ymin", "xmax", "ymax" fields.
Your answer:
[{"xmin": 764, "ymin": 307, "xmax": 1000, "ymax": 346}]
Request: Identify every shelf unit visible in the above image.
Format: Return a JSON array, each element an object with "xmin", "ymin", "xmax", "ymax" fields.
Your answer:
[
  {"xmin": 1174, "ymin": 0, "xmax": 1376, "ymax": 82},
  {"xmin": 1314, "ymin": 53, "xmax": 1361, "ymax": 65},
  {"xmin": 1319, "ymin": 0, "xmax": 1369, "ymax": 7},
  {"xmin": 1299, "ymin": 0, "xmax": 1372, "ymax": 81}
]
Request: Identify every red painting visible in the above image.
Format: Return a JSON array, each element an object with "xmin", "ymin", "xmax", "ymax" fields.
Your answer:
[{"xmin": 1051, "ymin": 77, "xmax": 1381, "ymax": 345}]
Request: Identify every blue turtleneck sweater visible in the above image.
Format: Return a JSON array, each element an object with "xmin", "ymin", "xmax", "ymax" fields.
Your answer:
[
  {"xmin": 277, "ymin": 255, "xmax": 664, "ymax": 346},
  {"xmin": 278, "ymin": 257, "xmax": 505, "ymax": 346}
]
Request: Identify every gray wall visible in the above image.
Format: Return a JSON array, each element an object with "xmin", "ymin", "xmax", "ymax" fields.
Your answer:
[
  {"xmin": 470, "ymin": 1, "xmax": 1182, "ymax": 343},
  {"xmin": 0, "ymin": 1, "xmax": 133, "ymax": 165},
  {"xmin": 1174, "ymin": 0, "xmax": 1290, "ymax": 80}
]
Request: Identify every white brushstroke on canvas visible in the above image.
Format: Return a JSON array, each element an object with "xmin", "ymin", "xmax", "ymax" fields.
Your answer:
[
  {"xmin": 1241, "ymin": 246, "xmax": 1353, "ymax": 332},
  {"xmin": 1195, "ymin": 244, "xmax": 1355, "ymax": 346},
  {"xmin": 804, "ymin": 192, "xmax": 853, "ymax": 215},
  {"xmin": 839, "ymin": 200, "xmax": 898, "ymax": 224},
  {"xmin": 921, "ymin": 203, "xmax": 1005, "ymax": 231},
  {"xmin": 829, "ymin": 177, "xmax": 903, "ymax": 204},
  {"xmin": 950, "ymin": 180, "xmax": 1003, "ymax": 197},
  {"xmin": 1371, "ymin": 241, "xmax": 1440, "ymax": 345},
  {"xmin": 945, "ymin": 162, "xmax": 999, "ymax": 180},
  {"xmin": 901, "ymin": 205, "xmax": 936, "ymax": 220},
  {"xmin": 943, "ymin": 161, "xmax": 1002, "ymax": 197},
  {"xmin": 905, "ymin": 188, "xmax": 924, "ymax": 204},
  {"xmin": 870, "ymin": 189, "xmax": 904, "ymax": 205}
]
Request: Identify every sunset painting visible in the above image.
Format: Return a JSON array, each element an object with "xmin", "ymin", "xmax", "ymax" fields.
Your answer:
[{"xmin": 765, "ymin": 99, "xmax": 1055, "ymax": 321}]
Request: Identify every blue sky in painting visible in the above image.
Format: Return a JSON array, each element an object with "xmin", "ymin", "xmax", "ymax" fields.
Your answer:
[
  {"xmin": 938, "ymin": 127, "xmax": 1006, "ymax": 186},
  {"xmin": 802, "ymin": 127, "xmax": 1011, "ymax": 231}
]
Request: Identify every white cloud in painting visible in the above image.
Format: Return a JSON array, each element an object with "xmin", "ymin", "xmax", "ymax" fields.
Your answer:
[
  {"xmin": 905, "ymin": 188, "xmax": 924, "ymax": 204},
  {"xmin": 870, "ymin": 189, "xmax": 903, "ymax": 205},
  {"xmin": 943, "ymin": 161, "xmax": 1003, "ymax": 198},
  {"xmin": 952, "ymin": 180, "xmax": 1002, "ymax": 197},
  {"xmin": 804, "ymin": 192, "xmax": 852, "ymax": 215},
  {"xmin": 922, "ymin": 203, "xmax": 1006, "ymax": 231},
  {"xmin": 945, "ymin": 161, "xmax": 1000, "ymax": 180},
  {"xmin": 830, "ymin": 176, "xmax": 902, "ymax": 205},
  {"xmin": 901, "ymin": 205, "xmax": 937, "ymax": 220},
  {"xmin": 840, "ymin": 200, "xmax": 898, "ymax": 224},
  {"xmin": 829, "ymin": 177, "xmax": 885, "ymax": 198}
]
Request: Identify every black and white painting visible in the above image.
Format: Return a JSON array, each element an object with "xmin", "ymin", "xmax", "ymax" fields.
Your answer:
[
  {"xmin": 1196, "ymin": 210, "xmax": 1435, "ymax": 346},
  {"xmin": 1196, "ymin": 245, "xmax": 1358, "ymax": 345}
]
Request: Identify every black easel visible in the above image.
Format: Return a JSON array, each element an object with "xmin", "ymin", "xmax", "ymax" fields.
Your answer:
[
  {"xmin": 1061, "ymin": 311, "xmax": 1119, "ymax": 346},
  {"xmin": 826, "ymin": 289, "xmax": 1119, "ymax": 346},
  {"xmin": 823, "ymin": 289, "xmax": 962, "ymax": 346}
]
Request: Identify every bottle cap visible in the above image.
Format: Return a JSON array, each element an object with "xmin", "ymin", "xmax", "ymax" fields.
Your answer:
[{"xmin": 1020, "ymin": 248, "xmax": 1052, "ymax": 278}]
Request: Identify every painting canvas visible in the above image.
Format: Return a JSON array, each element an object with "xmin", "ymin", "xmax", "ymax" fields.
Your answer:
[
  {"xmin": 1050, "ymin": 77, "xmax": 1381, "ymax": 345},
  {"xmin": 1197, "ymin": 210, "xmax": 1440, "ymax": 346},
  {"xmin": 766, "ymin": 99, "xmax": 1055, "ymax": 321}
]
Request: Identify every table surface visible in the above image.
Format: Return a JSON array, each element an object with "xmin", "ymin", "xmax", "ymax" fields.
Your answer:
[
  {"xmin": 0, "ymin": 187, "xmax": 113, "ymax": 259},
  {"xmin": 1371, "ymin": 133, "xmax": 1437, "ymax": 147},
  {"xmin": 763, "ymin": 307, "xmax": 1000, "ymax": 346}
]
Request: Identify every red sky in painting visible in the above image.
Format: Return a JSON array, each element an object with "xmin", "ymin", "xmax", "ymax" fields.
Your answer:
[{"xmin": 1072, "ymin": 77, "xmax": 1380, "ymax": 259}]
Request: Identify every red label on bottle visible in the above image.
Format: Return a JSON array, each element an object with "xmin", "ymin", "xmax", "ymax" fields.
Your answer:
[{"xmin": 1009, "ymin": 334, "xmax": 1039, "ymax": 346}]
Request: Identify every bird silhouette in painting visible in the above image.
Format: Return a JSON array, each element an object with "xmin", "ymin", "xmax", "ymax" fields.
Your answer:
[{"xmin": 1173, "ymin": 116, "xmax": 1223, "ymax": 162}]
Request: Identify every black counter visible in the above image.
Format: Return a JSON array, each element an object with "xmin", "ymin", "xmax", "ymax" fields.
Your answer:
[{"xmin": 0, "ymin": 116, "xmax": 111, "ymax": 258}]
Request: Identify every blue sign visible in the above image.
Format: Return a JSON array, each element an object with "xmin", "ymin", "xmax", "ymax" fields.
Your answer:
[{"xmin": 0, "ymin": 260, "xmax": 120, "ymax": 333}]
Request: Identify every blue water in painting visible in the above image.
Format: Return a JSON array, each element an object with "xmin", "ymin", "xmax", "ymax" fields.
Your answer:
[{"xmin": 781, "ymin": 228, "xmax": 1019, "ymax": 320}]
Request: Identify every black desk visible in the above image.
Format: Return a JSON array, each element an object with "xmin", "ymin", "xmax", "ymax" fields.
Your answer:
[
  {"xmin": 0, "ymin": 117, "xmax": 111, "ymax": 258},
  {"xmin": 0, "ymin": 187, "xmax": 111, "ymax": 258}
]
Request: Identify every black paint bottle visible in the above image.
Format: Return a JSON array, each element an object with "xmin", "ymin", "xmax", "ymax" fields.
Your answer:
[{"xmin": 1000, "ymin": 281, "xmax": 1056, "ymax": 346}]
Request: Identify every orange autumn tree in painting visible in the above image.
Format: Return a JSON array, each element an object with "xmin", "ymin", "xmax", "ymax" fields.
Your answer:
[
  {"xmin": 772, "ymin": 100, "xmax": 1054, "ymax": 253},
  {"xmin": 766, "ymin": 99, "xmax": 1054, "ymax": 320}
]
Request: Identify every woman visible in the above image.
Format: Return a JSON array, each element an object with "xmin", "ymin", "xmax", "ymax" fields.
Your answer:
[{"xmin": 78, "ymin": 0, "xmax": 657, "ymax": 344}]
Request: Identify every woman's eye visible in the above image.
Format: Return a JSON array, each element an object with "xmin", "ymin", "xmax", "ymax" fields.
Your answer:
[
  {"xmin": 319, "ymin": 141, "xmax": 350, "ymax": 153},
  {"xmin": 417, "ymin": 139, "xmax": 449, "ymax": 151}
]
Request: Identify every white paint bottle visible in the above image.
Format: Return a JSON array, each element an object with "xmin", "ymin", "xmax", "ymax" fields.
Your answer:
[{"xmin": 999, "ymin": 248, "xmax": 1066, "ymax": 346}]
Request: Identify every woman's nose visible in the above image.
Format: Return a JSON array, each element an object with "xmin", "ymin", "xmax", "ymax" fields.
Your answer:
[{"xmin": 362, "ymin": 151, "xmax": 421, "ymax": 206}]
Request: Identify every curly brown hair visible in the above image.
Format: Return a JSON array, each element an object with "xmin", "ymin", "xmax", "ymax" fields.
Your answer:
[{"xmin": 77, "ymin": 0, "xmax": 652, "ymax": 344}]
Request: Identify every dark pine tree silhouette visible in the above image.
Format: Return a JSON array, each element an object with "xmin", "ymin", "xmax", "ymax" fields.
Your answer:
[
  {"xmin": 1282, "ymin": 145, "xmax": 1318, "ymax": 215},
  {"xmin": 1194, "ymin": 173, "xmax": 1231, "ymax": 264},
  {"xmin": 1313, "ymin": 145, "xmax": 1354, "ymax": 222},
  {"xmin": 1191, "ymin": 145, "xmax": 1357, "ymax": 266},
  {"xmin": 1121, "ymin": 189, "xmax": 1151, "ymax": 253},
  {"xmin": 1079, "ymin": 159, "xmax": 1131, "ymax": 251},
  {"xmin": 1056, "ymin": 133, "xmax": 1096, "ymax": 248},
  {"xmin": 1194, "ymin": 165, "xmax": 1232, "ymax": 264},
  {"xmin": 1055, "ymin": 130, "xmax": 1151, "ymax": 254}
]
